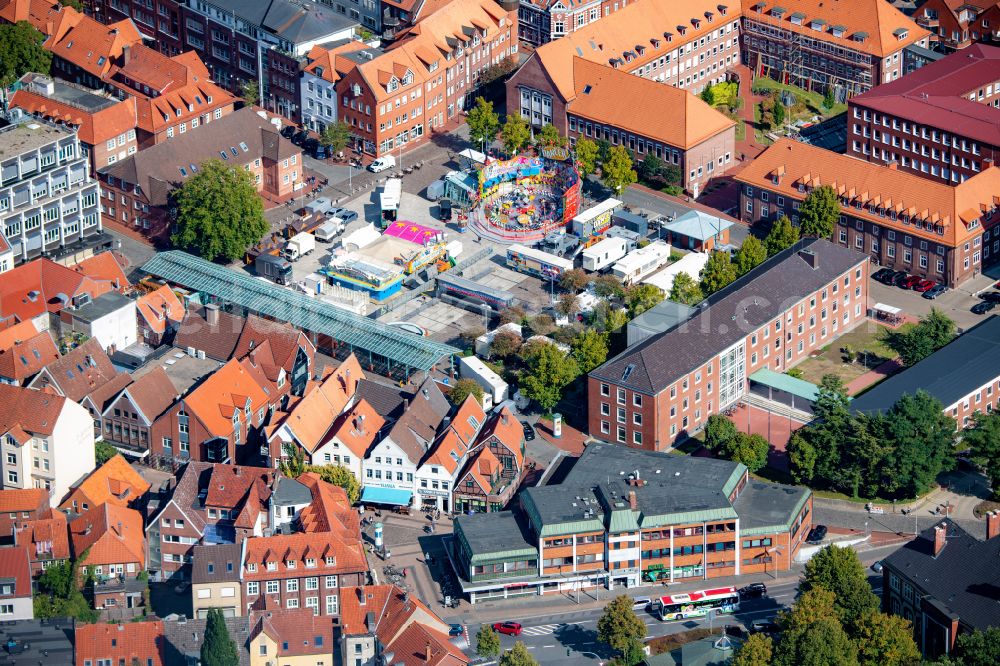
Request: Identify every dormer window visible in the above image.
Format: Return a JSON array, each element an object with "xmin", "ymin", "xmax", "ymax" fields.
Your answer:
[
  {"xmin": 305, "ymin": 558, "xmax": 316, "ymax": 567},
  {"xmin": 387, "ymin": 78, "xmax": 398, "ymax": 92},
  {"xmin": 266, "ymin": 561, "xmax": 277, "ymax": 571},
  {"xmin": 325, "ymin": 556, "xmax": 335, "ymax": 565},
  {"xmin": 247, "ymin": 562, "xmax": 257, "ymax": 572},
  {"xmin": 315, "ymin": 66, "xmax": 324, "ymax": 77},
  {"xmin": 402, "ymin": 71, "xmax": 413, "ymax": 85},
  {"xmin": 718, "ymin": 4, "xmax": 728, "ymax": 15},
  {"xmin": 287, "ymin": 559, "xmax": 297, "ymax": 569}
]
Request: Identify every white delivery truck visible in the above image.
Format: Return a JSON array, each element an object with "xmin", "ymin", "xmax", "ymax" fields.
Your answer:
[
  {"xmin": 380, "ymin": 177, "xmax": 402, "ymax": 225},
  {"xmin": 284, "ymin": 231, "xmax": 316, "ymax": 261},
  {"xmin": 314, "ymin": 219, "xmax": 344, "ymax": 242},
  {"xmin": 582, "ymin": 236, "xmax": 629, "ymax": 272},
  {"xmin": 458, "ymin": 356, "xmax": 508, "ymax": 410}
]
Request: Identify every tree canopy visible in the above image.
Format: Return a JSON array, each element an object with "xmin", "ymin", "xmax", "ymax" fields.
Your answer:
[
  {"xmin": 0, "ymin": 21, "xmax": 52, "ymax": 88},
  {"xmin": 884, "ymin": 308, "xmax": 955, "ymax": 366},
  {"xmin": 593, "ymin": 274, "xmax": 626, "ymax": 300},
  {"xmin": 598, "ymin": 596, "xmax": 646, "ymax": 665},
  {"xmin": 240, "ymin": 79, "xmax": 259, "ymax": 106},
  {"xmin": 171, "ymin": 159, "xmax": 268, "ymax": 262},
  {"xmin": 476, "ymin": 625, "xmax": 501, "ymax": 658},
  {"xmin": 700, "ymin": 250, "xmax": 738, "ymax": 295},
  {"xmin": 853, "ymin": 610, "xmax": 919, "ymax": 666},
  {"xmin": 765, "ymin": 215, "xmax": 800, "ymax": 256},
  {"xmin": 536, "ymin": 123, "xmax": 567, "ymax": 147},
  {"xmin": 499, "ymin": 642, "xmax": 540, "ymax": 666},
  {"xmin": 625, "ymin": 283, "xmax": 664, "ymax": 317},
  {"xmin": 489, "ymin": 330, "xmax": 523, "ymax": 359},
  {"xmin": 519, "ymin": 343, "xmax": 579, "ymax": 412},
  {"xmin": 965, "ymin": 410, "xmax": 1000, "ymax": 498},
  {"xmin": 319, "ymin": 122, "xmax": 352, "ymax": 152},
  {"xmin": 95, "ymin": 442, "xmax": 118, "ymax": 466},
  {"xmin": 201, "ymin": 608, "xmax": 240, "ymax": 666},
  {"xmin": 559, "ymin": 267, "xmax": 589, "ymax": 292},
  {"xmin": 802, "ymin": 545, "xmax": 879, "ymax": 631},
  {"xmin": 571, "ymin": 329, "xmax": 609, "ymax": 373},
  {"xmin": 735, "ymin": 235, "xmax": 768, "ymax": 276},
  {"xmin": 703, "ymin": 415, "xmax": 769, "ymax": 471},
  {"xmin": 953, "ymin": 627, "xmax": 1000, "ymax": 666},
  {"xmin": 669, "ymin": 272, "xmax": 704, "ymax": 305},
  {"xmin": 798, "ymin": 185, "xmax": 840, "ymax": 239},
  {"xmin": 575, "ymin": 138, "xmax": 599, "ymax": 178},
  {"xmin": 304, "ymin": 464, "xmax": 361, "ymax": 503},
  {"xmin": 734, "ymin": 634, "xmax": 773, "ymax": 666},
  {"xmin": 467, "ymin": 97, "xmax": 500, "ymax": 149},
  {"xmin": 602, "ymin": 145, "xmax": 638, "ymax": 196},
  {"xmin": 501, "ymin": 115, "xmax": 531, "ymax": 154},
  {"xmin": 449, "ymin": 378, "xmax": 484, "ymax": 407}
]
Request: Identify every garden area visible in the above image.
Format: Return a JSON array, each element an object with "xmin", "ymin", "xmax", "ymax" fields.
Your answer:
[
  {"xmin": 791, "ymin": 322, "xmax": 900, "ymax": 389},
  {"xmin": 751, "ymin": 77, "xmax": 848, "ymax": 145},
  {"xmin": 699, "ymin": 81, "xmax": 746, "ymax": 142}
]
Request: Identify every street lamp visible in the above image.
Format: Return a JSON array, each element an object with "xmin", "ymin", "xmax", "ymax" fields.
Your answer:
[{"xmin": 764, "ymin": 547, "xmax": 783, "ymax": 580}]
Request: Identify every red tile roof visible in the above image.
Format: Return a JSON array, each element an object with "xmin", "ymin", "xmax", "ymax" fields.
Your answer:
[
  {"xmin": 114, "ymin": 365, "xmax": 177, "ymax": 422},
  {"xmin": 69, "ymin": 503, "xmax": 145, "ymax": 568},
  {"xmin": 477, "ymin": 406, "xmax": 524, "ymax": 468},
  {"xmin": 233, "ymin": 315, "xmax": 316, "ymax": 378},
  {"xmin": 0, "ymin": 330, "xmax": 59, "ymax": 382},
  {"xmin": 0, "ymin": 0, "xmax": 78, "ymax": 36},
  {"xmin": 0, "ymin": 547, "xmax": 32, "ymax": 600},
  {"xmin": 15, "ymin": 508, "xmax": 71, "ymax": 564},
  {"xmin": 174, "ymin": 306, "xmax": 246, "ymax": 361},
  {"xmin": 31, "ymin": 338, "xmax": 123, "ymax": 402},
  {"xmin": 46, "ymin": 15, "xmax": 142, "ymax": 79},
  {"xmin": 183, "ymin": 358, "xmax": 272, "ymax": 439},
  {"xmin": 204, "ymin": 465, "xmax": 274, "ymax": 531},
  {"xmin": 59, "ymin": 455, "xmax": 150, "ymax": 513},
  {"xmin": 8, "ymin": 85, "xmax": 137, "ymax": 148},
  {"xmin": 72, "ymin": 252, "xmax": 130, "ymax": 291},
  {"xmin": 0, "ymin": 488, "xmax": 49, "ymax": 514},
  {"xmin": 0, "ymin": 258, "xmax": 114, "ymax": 322},
  {"xmin": 135, "ymin": 285, "xmax": 184, "ymax": 335},
  {"xmin": 75, "ymin": 621, "xmax": 165, "ymax": 666},
  {"xmin": 326, "ymin": 398, "xmax": 384, "ymax": 459},
  {"xmin": 251, "ymin": 608, "xmax": 334, "ymax": 657},
  {"xmin": 296, "ymin": 473, "xmax": 361, "ymax": 540},
  {"xmin": 0, "ymin": 384, "xmax": 67, "ymax": 437},
  {"xmin": 243, "ymin": 531, "xmax": 368, "ymax": 580},
  {"xmin": 852, "ymin": 44, "xmax": 1000, "ymax": 147}
]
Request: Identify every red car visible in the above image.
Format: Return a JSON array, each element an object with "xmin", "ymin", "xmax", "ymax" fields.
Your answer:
[
  {"xmin": 900, "ymin": 275, "xmax": 922, "ymax": 289},
  {"xmin": 913, "ymin": 279, "xmax": 936, "ymax": 292},
  {"xmin": 493, "ymin": 622, "xmax": 523, "ymax": 636}
]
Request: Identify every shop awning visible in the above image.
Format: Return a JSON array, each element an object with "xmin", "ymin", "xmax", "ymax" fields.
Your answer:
[{"xmin": 361, "ymin": 486, "xmax": 413, "ymax": 506}]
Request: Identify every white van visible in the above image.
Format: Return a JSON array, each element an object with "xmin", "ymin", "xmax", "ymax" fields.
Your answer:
[{"xmin": 368, "ymin": 155, "xmax": 396, "ymax": 173}]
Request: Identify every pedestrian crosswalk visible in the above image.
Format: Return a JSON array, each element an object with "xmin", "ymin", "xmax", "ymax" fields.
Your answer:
[{"xmin": 521, "ymin": 624, "xmax": 560, "ymax": 636}]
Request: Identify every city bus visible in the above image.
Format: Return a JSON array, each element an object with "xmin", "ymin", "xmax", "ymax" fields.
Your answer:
[{"xmin": 649, "ymin": 586, "xmax": 740, "ymax": 621}]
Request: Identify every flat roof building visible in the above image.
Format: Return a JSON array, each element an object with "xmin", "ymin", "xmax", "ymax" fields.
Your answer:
[{"xmin": 449, "ymin": 443, "xmax": 813, "ymax": 602}]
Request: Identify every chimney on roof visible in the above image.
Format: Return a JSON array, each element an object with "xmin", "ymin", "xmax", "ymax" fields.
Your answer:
[
  {"xmin": 403, "ymin": 398, "xmax": 410, "ymax": 410},
  {"xmin": 116, "ymin": 521, "xmax": 122, "ymax": 535},
  {"xmin": 205, "ymin": 303, "xmax": 220, "ymax": 326},
  {"xmin": 933, "ymin": 522, "xmax": 947, "ymax": 556},
  {"xmin": 798, "ymin": 249, "xmax": 819, "ymax": 270},
  {"xmin": 988, "ymin": 511, "xmax": 1000, "ymax": 540},
  {"xmin": 628, "ymin": 490, "xmax": 637, "ymax": 510},
  {"xmin": 425, "ymin": 642, "xmax": 433, "ymax": 664},
  {"xmin": 887, "ymin": 161, "xmax": 899, "ymax": 171},
  {"xmin": 234, "ymin": 467, "xmax": 241, "ymax": 476},
  {"xmin": 984, "ymin": 158, "xmax": 995, "ymax": 169},
  {"xmin": 123, "ymin": 44, "xmax": 131, "ymax": 65}
]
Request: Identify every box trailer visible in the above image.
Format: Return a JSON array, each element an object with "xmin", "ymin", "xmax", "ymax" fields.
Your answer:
[
  {"xmin": 380, "ymin": 178, "xmax": 402, "ymax": 226},
  {"xmin": 314, "ymin": 220, "xmax": 343, "ymax": 242},
  {"xmin": 255, "ymin": 254, "xmax": 293, "ymax": 285},
  {"xmin": 304, "ymin": 197, "xmax": 332, "ymax": 216},
  {"xmin": 459, "ymin": 356, "xmax": 508, "ymax": 409},
  {"xmin": 582, "ymin": 236, "xmax": 629, "ymax": 272},
  {"xmin": 612, "ymin": 241, "xmax": 673, "ymax": 284},
  {"xmin": 284, "ymin": 231, "xmax": 316, "ymax": 261}
]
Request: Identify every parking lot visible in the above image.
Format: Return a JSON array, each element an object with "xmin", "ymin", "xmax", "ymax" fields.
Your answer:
[{"xmin": 868, "ymin": 268, "xmax": 998, "ymax": 331}]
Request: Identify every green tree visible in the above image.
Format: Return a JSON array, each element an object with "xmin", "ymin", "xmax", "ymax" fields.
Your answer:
[
  {"xmin": 765, "ymin": 215, "xmax": 800, "ymax": 256},
  {"xmin": 559, "ymin": 267, "xmax": 589, "ymax": 292},
  {"xmin": 882, "ymin": 390, "xmax": 955, "ymax": 498},
  {"xmin": 787, "ymin": 430, "xmax": 818, "ymax": 485},
  {"xmin": 668, "ymin": 272, "xmax": 704, "ymax": 305},
  {"xmin": 854, "ymin": 610, "xmax": 920, "ymax": 666},
  {"xmin": 59, "ymin": 0, "xmax": 84, "ymax": 9},
  {"xmin": 735, "ymin": 235, "xmax": 768, "ymax": 276},
  {"xmin": 37, "ymin": 560, "xmax": 76, "ymax": 599},
  {"xmin": 597, "ymin": 596, "xmax": 646, "ymax": 664},
  {"xmin": 499, "ymin": 642, "xmax": 540, "ymax": 666},
  {"xmin": 700, "ymin": 250, "xmax": 738, "ymax": 295},
  {"xmin": 575, "ymin": 138, "xmax": 599, "ymax": 179},
  {"xmin": 705, "ymin": 414, "xmax": 739, "ymax": 452},
  {"xmin": 596, "ymin": 138, "xmax": 612, "ymax": 164},
  {"xmin": 556, "ymin": 292, "xmax": 580, "ymax": 316},
  {"xmin": 638, "ymin": 153, "xmax": 664, "ymax": 183},
  {"xmin": 734, "ymin": 633, "xmax": 774, "ymax": 666},
  {"xmin": 95, "ymin": 442, "xmax": 118, "ymax": 466},
  {"xmin": 780, "ymin": 587, "xmax": 840, "ymax": 632},
  {"xmin": 239, "ymin": 79, "xmax": 259, "ymax": 106},
  {"xmin": 700, "ymin": 84, "xmax": 717, "ymax": 106},
  {"xmin": 279, "ymin": 442, "xmax": 307, "ymax": 479},
  {"xmin": 449, "ymin": 378, "xmax": 485, "ymax": 407},
  {"xmin": 625, "ymin": 283, "xmax": 664, "ymax": 317},
  {"xmin": 536, "ymin": 123, "xmax": 566, "ymax": 147},
  {"xmin": 823, "ymin": 86, "xmax": 837, "ymax": 110},
  {"xmin": 201, "ymin": 608, "xmax": 239, "ymax": 666},
  {"xmin": 661, "ymin": 164, "xmax": 682, "ymax": 186},
  {"xmin": 727, "ymin": 433, "xmax": 770, "ymax": 472},
  {"xmin": 527, "ymin": 313, "xmax": 556, "ymax": 337},
  {"xmin": 773, "ymin": 97, "xmax": 786, "ymax": 128},
  {"xmin": 304, "ymin": 464, "xmax": 361, "ymax": 504},
  {"xmin": 593, "ymin": 274, "xmax": 626, "ymax": 300},
  {"xmin": 319, "ymin": 121, "xmax": 352, "ymax": 153},
  {"xmin": 954, "ymin": 627, "xmax": 1000, "ymax": 666},
  {"xmin": 467, "ymin": 97, "xmax": 500, "ymax": 149},
  {"xmin": 774, "ymin": 617, "xmax": 859, "ymax": 666},
  {"xmin": 519, "ymin": 343, "xmax": 579, "ymax": 412},
  {"xmin": 965, "ymin": 410, "xmax": 1000, "ymax": 498},
  {"xmin": 501, "ymin": 114, "xmax": 531, "ymax": 154},
  {"xmin": 885, "ymin": 309, "xmax": 956, "ymax": 366},
  {"xmin": 499, "ymin": 305, "xmax": 527, "ymax": 325},
  {"xmin": 798, "ymin": 185, "xmax": 840, "ymax": 239},
  {"xmin": 0, "ymin": 21, "xmax": 52, "ymax": 87},
  {"xmin": 489, "ymin": 330, "xmax": 522, "ymax": 359},
  {"xmin": 571, "ymin": 329, "xmax": 609, "ymax": 373},
  {"xmin": 476, "ymin": 625, "xmax": 501, "ymax": 658},
  {"xmin": 802, "ymin": 545, "xmax": 879, "ymax": 630},
  {"xmin": 592, "ymin": 302, "xmax": 629, "ymax": 333},
  {"xmin": 602, "ymin": 145, "xmax": 638, "ymax": 196},
  {"xmin": 172, "ymin": 159, "xmax": 267, "ymax": 262},
  {"xmin": 34, "ymin": 560, "xmax": 98, "ymax": 623}
]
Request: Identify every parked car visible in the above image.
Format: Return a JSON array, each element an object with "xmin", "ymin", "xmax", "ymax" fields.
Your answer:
[
  {"xmin": 913, "ymin": 279, "xmax": 935, "ymax": 292},
  {"xmin": 871, "ymin": 561, "xmax": 883, "ymax": 573},
  {"xmin": 923, "ymin": 284, "xmax": 947, "ymax": 299},
  {"xmin": 806, "ymin": 524, "xmax": 828, "ymax": 544},
  {"xmin": 980, "ymin": 291, "xmax": 1000, "ymax": 303},
  {"xmin": 280, "ymin": 125, "xmax": 296, "ymax": 140},
  {"xmin": 521, "ymin": 421, "xmax": 536, "ymax": 442},
  {"xmin": 889, "ymin": 270, "xmax": 909, "ymax": 286},
  {"xmin": 292, "ymin": 129, "xmax": 310, "ymax": 146},
  {"xmin": 369, "ymin": 155, "xmax": 396, "ymax": 173},
  {"xmin": 739, "ymin": 582, "xmax": 768, "ymax": 599},
  {"xmin": 972, "ymin": 300, "xmax": 997, "ymax": 315},
  {"xmin": 313, "ymin": 142, "xmax": 328, "ymax": 160},
  {"xmin": 493, "ymin": 622, "xmax": 523, "ymax": 636},
  {"xmin": 448, "ymin": 624, "xmax": 465, "ymax": 637},
  {"xmin": 871, "ymin": 268, "xmax": 895, "ymax": 284},
  {"xmin": 325, "ymin": 207, "xmax": 359, "ymax": 223},
  {"xmin": 750, "ymin": 620, "xmax": 781, "ymax": 635},
  {"xmin": 633, "ymin": 597, "xmax": 652, "ymax": 612},
  {"xmin": 900, "ymin": 275, "xmax": 922, "ymax": 289}
]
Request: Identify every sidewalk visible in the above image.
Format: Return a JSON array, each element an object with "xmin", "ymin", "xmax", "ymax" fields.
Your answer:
[{"xmin": 844, "ymin": 358, "xmax": 902, "ymax": 395}]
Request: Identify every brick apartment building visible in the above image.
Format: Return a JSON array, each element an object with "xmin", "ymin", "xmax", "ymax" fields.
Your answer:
[
  {"xmin": 242, "ymin": 532, "xmax": 369, "ymax": 617},
  {"xmin": 913, "ymin": 0, "xmax": 1000, "ymax": 51},
  {"xmin": 736, "ymin": 140, "xmax": 1000, "ymax": 287},
  {"xmin": 847, "ymin": 44, "xmax": 1000, "ymax": 185},
  {"xmin": 99, "ymin": 108, "xmax": 300, "ymax": 240},
  {"xmin": 518, "ymin": 0, "xmax": 634, "ymax": 46},
  {"xmin": 741, "ymin": 0, "xmax": 929, "ymax": 96},
  {"xmin": 452, "ymin": 443, "xmax": 814, "ymax": 602},
  {"xmin": 326, "ymin": 0, "xmax": 518, "ymax": 156},
  {"xmin": 588, "ymin": 238, "xmax": 868, "ymax": 449},
  {"xmin": 0, "ymin": 488, "xmax": 49, "ymax": 539}
]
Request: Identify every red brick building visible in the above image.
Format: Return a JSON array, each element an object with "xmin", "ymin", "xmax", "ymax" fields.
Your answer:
[
  {"xmin": 98, "ymin": 367, "xmax": 178, "ymax": 458},
  {"xmin": 75, "ymin": 621, "xmax": 165, "ymax": 666},
  {"xmin": 913, "ymin": 0, "xmax": 1000, "ymax": 51},
  {"xmin": 0, "ymin": 488, "xmax": 50, "ymax": 539},
  {"xmin": 847, "ymin": 44, "xmax": 1000, "ymax": 185},
  {"xmin": 14, "ymin": 508, "xmax": 70, "ymax": 577},
  {"xmin": 588, "ymin": 238, "xmax": 868, "ymax": 449},
  {"xmin": 518, "ymin": 0, "xmax": 634, "ymax": 46},
  {"xmin": 736, "ymin": 140, "xmax": 1000, "ymax": 287},
  {"xmin": 69, "ymin": 502, "xmax": 146, "ymax": 579}
]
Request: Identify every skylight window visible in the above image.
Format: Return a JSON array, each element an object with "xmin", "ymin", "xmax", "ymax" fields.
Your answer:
[
  {"xmin": 621, "ymin": 364, "xmax": 636, "ymax": 382},
  {"xmin": 190, "ymin": 164, "xmax": 197, "ymax": 172},
  {"xmin": 239, "ymin": 142, "xmax": 249, "ymax": 152},
  {"xmin": 231, "ymin": 147, "xmax": 239, "ymax": 156},
  {"xmin": 219, "ymin": 151, "xmax": 229, "ymax": 160},
  {"xmin": 179, "ymin": 167, "xmax": 188, "ymax": 176}
]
